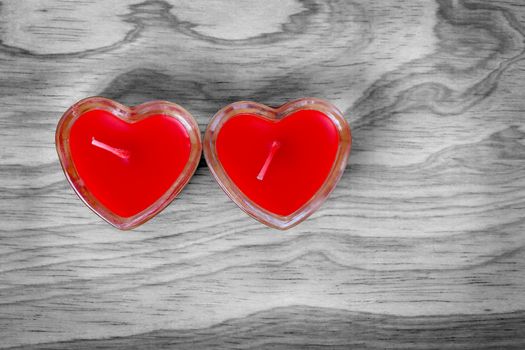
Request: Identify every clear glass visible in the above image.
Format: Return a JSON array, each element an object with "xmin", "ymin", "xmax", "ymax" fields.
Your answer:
[
  {"xmin": 55, "ymin": 96, "xmax": 202, "ymax": 230},
  {"xmin": 203, "ymin": 97, "xmax": 352, "ymax": 230}
]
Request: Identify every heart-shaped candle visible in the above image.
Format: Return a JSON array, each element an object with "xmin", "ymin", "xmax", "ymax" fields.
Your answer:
[
  {"xmin": 56, "ymin": 97, "xmax": 201, "ymax": 229},
  {"xmin": 204, "ymin": 98, "xmax": 351, "ymax": 229}
]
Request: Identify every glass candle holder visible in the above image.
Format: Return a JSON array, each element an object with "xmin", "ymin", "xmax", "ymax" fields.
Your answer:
[
  {"xmin": 56, "ymin": 97, "xmax": 202, "ymax": 230},
  {"xmin": 203, "ymin": 97, "xmax": 351, "ymax": 230}
]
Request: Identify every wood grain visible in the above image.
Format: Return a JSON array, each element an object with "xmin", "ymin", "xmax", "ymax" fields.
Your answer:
[{"xmin": 0, "ymin": 0, "xmax": 524, "ymax": 348}]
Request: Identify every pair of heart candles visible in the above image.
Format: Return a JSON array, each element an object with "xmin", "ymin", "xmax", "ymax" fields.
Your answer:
[{"xmin": 56, "ymin": 97, "xmax": 352, "ymax": 230}]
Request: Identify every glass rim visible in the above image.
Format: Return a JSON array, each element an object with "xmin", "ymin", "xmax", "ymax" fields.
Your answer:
[
  {"xmin": 203, "ymin": 97, "xmax": 352, "ymax": 230},
  {"xmin": 55, "ymin": 96, "xmax": 202, "ymax": 230}
]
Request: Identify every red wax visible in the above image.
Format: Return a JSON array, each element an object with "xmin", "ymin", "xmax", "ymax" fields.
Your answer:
[
  {"xmin": 69, "ymin": 110, "xmax": 191, "ymax": 217},
  {"xmin": 216, "ymin": 110, "xmax": 339, "ymax": 216}
]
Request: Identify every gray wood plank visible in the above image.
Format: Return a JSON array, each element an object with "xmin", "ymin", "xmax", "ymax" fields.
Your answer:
[{"xmin": 0, "ymin": 0, "xmax": 524, "ymax": 348}]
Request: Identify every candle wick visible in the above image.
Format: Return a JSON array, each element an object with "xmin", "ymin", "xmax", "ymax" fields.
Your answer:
[
  {"xmin": 257, "ymin": 141, "xmax": 281, "ymax": 181},
  {"xmin": 91, "ymin": 137, "xmax": 130, "ymax": 160}
]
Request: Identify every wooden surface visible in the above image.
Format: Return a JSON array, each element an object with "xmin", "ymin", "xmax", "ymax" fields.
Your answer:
[{"xmin": 1, "ymin": 0, "xmax": 525, "ymax": 348}]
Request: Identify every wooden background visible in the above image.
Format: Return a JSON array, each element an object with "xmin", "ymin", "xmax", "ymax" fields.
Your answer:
[{"xmin": 1, "ymin": 0, "xmax": 525, "ymax": 348}]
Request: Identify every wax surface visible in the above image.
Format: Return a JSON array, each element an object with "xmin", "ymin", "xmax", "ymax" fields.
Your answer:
[
  {"xmin": 216, "ymin": 110, "xmax": 339, "ymax": 216},
  {"xmin": 69, "ymin": 110, "xmax": 191, "ymax": 217}
]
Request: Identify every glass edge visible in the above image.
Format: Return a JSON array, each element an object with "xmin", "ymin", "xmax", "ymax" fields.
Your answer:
[
  {"xmin": 203, "ymin": 97, "xmax": 352, "ymax": 230},
  {"xmin": 55, "ymin": 97, "xmax": 202, "ymax": 230}
]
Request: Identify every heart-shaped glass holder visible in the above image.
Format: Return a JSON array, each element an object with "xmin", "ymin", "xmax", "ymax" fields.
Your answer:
[
  {"xmin": 203, "ymin": 97, "xmax": 351, "ymax": 230},
  {"xmin": 56, "ymin": 97, "xmax": 202, "ymax": 230}
]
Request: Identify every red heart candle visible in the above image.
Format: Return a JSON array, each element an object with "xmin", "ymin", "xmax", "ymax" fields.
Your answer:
[
  {"xmin": 203, "ymin": 98, "xmax": 351, "ymax": 229},
  {"xmin": 56, "ymin": 97, "xmax": 201, "ymax": 229}
]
